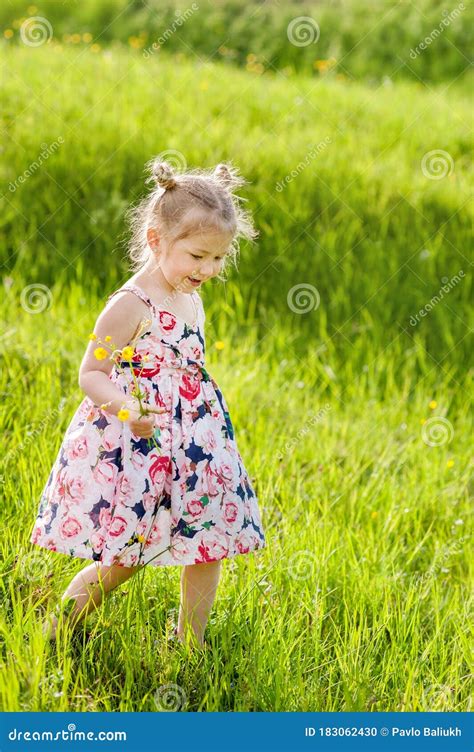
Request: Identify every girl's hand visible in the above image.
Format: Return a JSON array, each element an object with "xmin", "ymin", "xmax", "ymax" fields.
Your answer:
[{"xmin": 122, "ymin": 399, "xmax": 159, "ymax": 439}]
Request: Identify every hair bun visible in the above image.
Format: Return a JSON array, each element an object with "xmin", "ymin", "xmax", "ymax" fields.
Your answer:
[
  {"xmin": 214, "ymin": 162, "xmax": 246, "ymax": 191},
  {"xmin": 150, "ymin": 160, "xmax": 177, "ymax": 190}
]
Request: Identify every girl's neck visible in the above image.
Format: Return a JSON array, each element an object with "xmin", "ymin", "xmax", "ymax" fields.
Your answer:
[{"xmin": 134, "ymin": 259, "xmax": 176, "ymax": 297}]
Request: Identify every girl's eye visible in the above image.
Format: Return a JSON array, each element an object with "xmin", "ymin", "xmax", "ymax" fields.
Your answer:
[{"xmin": 191, "ymin": 254, "xmax": 203, "ymax": 259}]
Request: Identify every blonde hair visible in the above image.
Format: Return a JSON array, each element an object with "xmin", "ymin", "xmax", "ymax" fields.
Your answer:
[{"xmin": 123, "ymin": 157, "xmax": 259, "ymax": 280}]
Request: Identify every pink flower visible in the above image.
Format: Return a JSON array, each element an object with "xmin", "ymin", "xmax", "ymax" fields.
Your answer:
[
  {"xmin": 187, "ymin": 498, "xmax": 205, "ymax": 518},
  {"xmin": 235, "ymin": 530, "xmax": 256, "ymax": 554},
  {"xmin": 31, "ymin": 526, "xmax": 42, "ymax": 544},
  {"xmin": 57, "ymin": 469, "xmax": 86, "ymax": 503},
  {"xmin": 65, "ymin": 436, "xmax": 89, "ymax": 460},
  {"xmin": 102, "ymin": 423, "xmax": 122, "ymax": 451},
  {"xmin": 131, "ymin": 450, "xmax": 146, "ymax": 472},
  {"xmin": 90, "ymin": 530, "xmax": 106, "ymax": 552},
  {"xmin": 149, "ymin": 454, "xmax": 171, "ymax": 485},
  {"xmin": 223, "ymin": 500, "xmax": 239, "ymax": 524},
  {"xmin": 108, "ymin": 516, "xmax": 128, "ymax": 538},
  {"xmin": 59, "ymin": 515, "xmax": 83, "ymax": 539},
  {"xmin": 92, "ymin": 461, "xmax": 119, "ymax": 487},
  {"xmin": 99, "ymin": 507, "xmax": 112, "ymax": 528},
  {"xmin": 118, "ymin": 475, "xmax": 133, "ymax": 500},
  {"xmin": 159, "ymin": 311, "xmax": 176, "ymax": 331},
  {"xmin": 197, "ymin": 531, "xmax": 229, "ymax": 562}
]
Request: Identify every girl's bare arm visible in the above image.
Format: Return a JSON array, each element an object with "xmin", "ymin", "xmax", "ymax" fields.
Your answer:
[{"xmin": 78, "ymin": 292, "xmax": 148, "ymax": 417}]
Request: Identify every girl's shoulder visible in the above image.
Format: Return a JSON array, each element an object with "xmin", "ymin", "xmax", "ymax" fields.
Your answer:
[{"xmin": 106, "ymin": 283, "xmax": 154, "ymax": 311}]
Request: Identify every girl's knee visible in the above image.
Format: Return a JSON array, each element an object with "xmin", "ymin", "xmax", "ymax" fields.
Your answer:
[{"xmin": 98, "ymin": 562, "xmax": 140, "ymax": 583}]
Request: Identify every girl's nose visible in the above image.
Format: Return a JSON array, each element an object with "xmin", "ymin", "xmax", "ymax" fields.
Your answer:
[{"xmin": 200, "ymin": 261, "xmax": 215, "ymax": 276}]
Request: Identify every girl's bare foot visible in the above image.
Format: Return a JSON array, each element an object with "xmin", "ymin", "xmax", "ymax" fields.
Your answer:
[
  {"xmin": 174, "ymin": 626, "xmax": 206, "ymax": 649},
  {"xmin": 43, "ymin": 613, "xmax": 58, "ymax": 642}
]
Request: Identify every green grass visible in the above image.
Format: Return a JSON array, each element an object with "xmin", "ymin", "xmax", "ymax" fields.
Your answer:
[
  {"xmin": 1, "ymin": 45, "xmax": 472, "ymax": 374},
  {"xmin": 0, "ymin": 281, "xmax": 472, "ymax": 711},
  {"xmin": 1, "ymin": 0, "xmax": 472, "ymax": 83},
  {"xmin": 0, "ymin": 40, "xmax": 472, "ymax": 711}
]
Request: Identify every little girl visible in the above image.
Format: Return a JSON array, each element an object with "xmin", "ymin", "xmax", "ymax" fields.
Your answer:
[{"xmin": 30, "ymin": 157, "xmax": 266, "ymax": 648}]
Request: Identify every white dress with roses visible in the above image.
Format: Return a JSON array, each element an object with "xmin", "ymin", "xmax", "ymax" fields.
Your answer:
[{"xmin": 30, "ymin": 284, "xmax": 266, "ymax": 567}]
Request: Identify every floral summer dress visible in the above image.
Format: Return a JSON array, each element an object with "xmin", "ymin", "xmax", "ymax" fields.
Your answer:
[{"xmin": 30, "ymin": 283, "xmax": 266, "ymax": 567}]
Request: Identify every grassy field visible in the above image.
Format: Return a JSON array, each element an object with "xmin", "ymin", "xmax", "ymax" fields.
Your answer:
[
  {"xmin": 1, "ymin": 0, "xmax": 472, "ymax": 82},
  {"xmin": 0, "ymin": 37, "xmax": 472, "ymax": 712}
]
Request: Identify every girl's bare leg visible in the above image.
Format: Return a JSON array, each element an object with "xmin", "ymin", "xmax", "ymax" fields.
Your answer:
[
  {"xmin": 46, "ymin": 562, "xmax": 141, "ymax": 639},
  {"xmin": 177, "ymin": 560, "xmax": 222, "ymax": 647}
]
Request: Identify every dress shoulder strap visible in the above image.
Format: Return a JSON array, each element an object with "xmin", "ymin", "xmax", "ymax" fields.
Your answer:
[
  {"xmin": 193, "ymin": 291, "xmax": 205, "ymax": 322},
  {"xmin": 106, "ymin": 284, "xmax": 154, "ymax": 309}
]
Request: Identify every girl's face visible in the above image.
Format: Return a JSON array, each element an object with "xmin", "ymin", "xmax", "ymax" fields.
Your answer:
[{"xmin": 147, "ymin": 225, "xmax": 233, "ymax": 294}]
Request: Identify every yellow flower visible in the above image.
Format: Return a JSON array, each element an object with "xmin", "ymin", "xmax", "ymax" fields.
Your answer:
[
  {"xmin": 371, "ymin": 511, "xmax": 378, "ymax": 519},
  {"xmin": 121, "ymin": 346, "xmax": 135, "ymax": 361},
  {"xmin": 94, "ymin": 347, "xmax": 108, "ymax": 360},
  {"xmin": 89, "ymin": 332, "xmax": 97, "ymax": 340},
  {"xmin": 446, "ymin": 459, "xmax": 454, "ymax": 468},
  {"xmin": 4, "ymin": 29, "xmax": 14, "ymax": 39},
  {"xmin": 215, "ymin": 341, "xmax": 225, "ymax": 350},
  {"xmin": 104, "ymin": 335, "xmax": 112, "ymax": 342},
  {"xmin": 429, "ymin": 400, "xmax": 437, "ymax": 409},
  {"xmin": 117, "ymin": 408, "xmax": 130, "ymax": 421}
]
